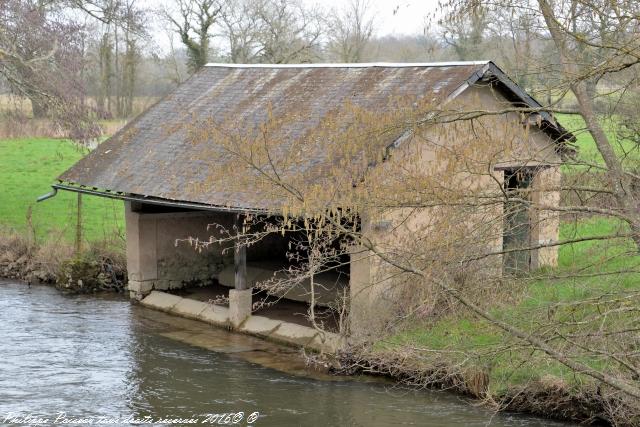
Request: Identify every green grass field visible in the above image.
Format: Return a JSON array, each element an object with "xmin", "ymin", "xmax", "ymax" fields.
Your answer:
[
  {"xmin": 0, "ymin": 138, "xmax": 124, "ymax": 244},
  {"xmin": 556, "ymin": 113, "xmax": 640, "ymax": 169}
]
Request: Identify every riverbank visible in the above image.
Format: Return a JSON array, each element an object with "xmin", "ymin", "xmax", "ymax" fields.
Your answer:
[
  {"xmin": 335, "ymin": 348, "xmax": 621, "ymax": 426},
  {"xmin": 0, "ymin": 230, "xmax": 126, "ymax": 292}
]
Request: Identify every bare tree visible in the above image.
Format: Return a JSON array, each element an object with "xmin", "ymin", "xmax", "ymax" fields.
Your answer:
[
  {"xmin": 440, "ymin": 2, "xmax": 488, "ymax": 60},
  {"xmin": 117, "ymin": 0, "xmax": 145, "ymax": 117},
  {"xmin": 443, "ymin": 0, "xmax": 640, "ymax": 240},
  {"xmin": 70, "ymin": 0, "xmax": 118, "ymax": 116},
  {"xmin": 327, "ymin": 0, "xmax": 375, "ymax": 63},
  {"xmin": 219, "ymin": 0, "xmax": 262, "ymax": 63},
  {"xmin": 216, "ymin": 0, "xmax": 325, "ymax": 64},
  {"xmin": 251, "ymin": 0, "xmax": 324, "ymax": 64},
  {"xmin": 165, "ymin": 0, "xmax": 223, "ymax": 72},
  {"xmin": 0, "ymin": 0, "xmax": 100, "ymax": 140},
  {"xmin": 535, "ymin": 0, "xmax": 640, "ymax": 249},
  {"xmin": 481, "ymin": 7, "xmax": 541, "ymax": 91},
  {"xmin": 164, "ymin": 29, "xmax": 188, "ymax": 84}
]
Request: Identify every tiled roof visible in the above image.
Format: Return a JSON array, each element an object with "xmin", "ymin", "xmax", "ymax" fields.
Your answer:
[{"xmin": 58, "ymin": 61, "xmax": 558, "ymax": 210}]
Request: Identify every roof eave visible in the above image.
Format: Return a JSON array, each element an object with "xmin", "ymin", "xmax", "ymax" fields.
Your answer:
[
  {"xmin": 52, "ymin": 183, "xmax": 266, "ymax": 215},
  {"xmin": 482, "ymin": 62, "xmax": 576, "ymax": 144}
]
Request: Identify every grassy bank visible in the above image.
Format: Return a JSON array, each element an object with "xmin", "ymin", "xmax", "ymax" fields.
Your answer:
[
  {"xmin": 0, "ymin": 138, "xmax": 124, "ymax": 244},
  {"xmin": 0, "ymin": 138, "xmax": 126, "ymax": 291}
]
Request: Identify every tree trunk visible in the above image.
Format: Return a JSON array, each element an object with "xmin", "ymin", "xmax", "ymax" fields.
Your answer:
[
  {"xmin": 572, "ymin": 83, "xmax": 640, "ymax": 249},
  {"xmin": 29, "ymin": 96, "xmax": 48, "ymax": 118},
  {"xmin": 538, "ymin": 0, "xmax": 640, "ymax": 251},
  {"xmin": 98, "ymin": 31, "xmax": 113, "ymax": 118},
  {"xmin": 122, "ymin": 37, "xmax": 136, "ymax": 118}
]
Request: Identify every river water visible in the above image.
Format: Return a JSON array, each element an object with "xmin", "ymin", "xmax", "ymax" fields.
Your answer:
[{"xmin": 0, "ymin": 281, "xmax": 569, "ymax": 426}]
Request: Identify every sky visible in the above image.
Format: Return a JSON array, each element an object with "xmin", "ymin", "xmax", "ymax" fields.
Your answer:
[{"xmin": 306, "ymin": 0, "xmax": 441, "ymax": 37}]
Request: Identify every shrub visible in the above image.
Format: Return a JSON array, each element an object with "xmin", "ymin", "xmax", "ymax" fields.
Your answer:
[
  {"xmin": 0, "ymin": 229, "xmax": 126, "ymax": 292},
  {"xmin": 56, "ymin": 246, "xmax": 126, "ymax": 293}
]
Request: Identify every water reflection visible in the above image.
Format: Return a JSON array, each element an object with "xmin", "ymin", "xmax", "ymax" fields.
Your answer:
[{"xmin": 0, "ymin": 282, "xmax": 570, "ymax": 426}]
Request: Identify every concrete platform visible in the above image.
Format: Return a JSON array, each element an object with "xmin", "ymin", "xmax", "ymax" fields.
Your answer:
[
  {"xmin": 140, "ymin": 291, "xmax": 344, "ymax": 353},
  {"xmin": 175, "ymin": 284, "xmax": 340, "ymax": 331}
]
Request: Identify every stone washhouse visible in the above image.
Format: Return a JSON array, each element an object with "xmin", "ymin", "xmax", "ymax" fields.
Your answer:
[{"xmin": 50, "ymin": 62, "xmax": 573, "ymax": 352}]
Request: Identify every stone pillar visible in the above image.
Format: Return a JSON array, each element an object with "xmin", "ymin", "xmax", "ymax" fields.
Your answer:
[
  {"xmin": 229, "ymin": 213, "xmax": 251, "ymax": 328},
  {"xmin": 125, "ymin": 201, "xmax": 158, "ymax": 299},
  {"xmin": 348, "ymin": 243, "xmax": 372, "ymax": 338},
  {"xmin": 348, "ymin": 214, "xmax": 394, "ymax": 341},
  {"xmin": 229, "ymin": 288, "xmax": 252, "ymax": 328}
]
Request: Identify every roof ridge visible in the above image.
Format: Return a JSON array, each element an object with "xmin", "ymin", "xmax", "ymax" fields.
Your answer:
[{"xmin": 204, "ymin": 61, "xmax": 491, "ymax": 68}]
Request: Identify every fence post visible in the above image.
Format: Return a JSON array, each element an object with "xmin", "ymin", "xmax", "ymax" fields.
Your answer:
[{"xmin": 75, "ymin": 193, "xmax": 83, "ymax": 254}]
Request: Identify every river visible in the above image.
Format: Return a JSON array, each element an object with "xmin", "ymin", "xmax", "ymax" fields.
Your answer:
[{"xmin": 0, "ymin": 281, "xmax": 570, "ymax": 426}]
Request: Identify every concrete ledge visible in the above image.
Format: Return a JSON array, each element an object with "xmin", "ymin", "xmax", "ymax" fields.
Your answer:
[
  {"xmin": 171, "ymin": 298, "xmax": 209, "ymax": 320},
  {"xmin": 269, "ymin": 322, "xmax": 319, "ymax": 348},
  {"xmin": 199, "ymin": 305, "xmax": 230, "ymax": 327},
  {"xmin": 240, "ymin": 316, "xmax": 343, "ymax": 352},
  {"xmin": 140, "ymin": 291, "xmax": 183, "ymax": 311},
  {"xmin": 140, "ymin": 291, "xmax": 343, "ymax": 353},
  {"xmin": 240, "ymin": 315, "xmax": 283, "ymax": 336}
]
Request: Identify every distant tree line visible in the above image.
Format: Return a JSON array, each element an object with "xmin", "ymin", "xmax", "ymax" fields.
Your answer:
[{"xmin": 0, "ymin": 0, "xmax": 637, "ymax": 138}]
